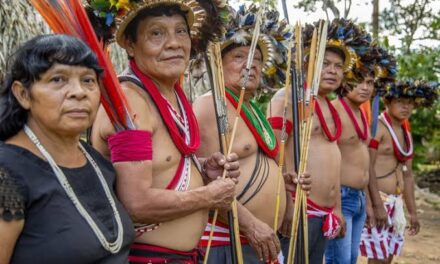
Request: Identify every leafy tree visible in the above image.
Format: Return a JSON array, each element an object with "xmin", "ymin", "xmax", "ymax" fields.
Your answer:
[
  {"xmin": 396, "ymin": 47, "xmax": 440, "ymax": 168},
  {"xmin": 381, "ymin": 0, "xmax": 440, "ymax": 54},
  {"xmin": 291, "ymin": 0, "xmax": 353, "ymax": 19},
  {"xmin": 381, "ymin": 0, "xmax": 440, "ymax": 168}
]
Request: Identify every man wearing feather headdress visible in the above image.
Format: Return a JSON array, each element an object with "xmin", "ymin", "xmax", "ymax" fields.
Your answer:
[
  {"xmin": 269, "ymin": 18, "xmax": 373, "ymax": 264},
  {"xmin": 89, "ymin": 1, "xmax": 241, "ymax": 263},
  {"xmin": 193, "ymin": 4, "xmax": 310, "ymax": 263},
  {"xmin": 359, "ymin": 80, "xmax": 439, "ymax": 263},
  {"xmin": 324, "ymin": 25, "xmax": 377, "ymax": 264}
]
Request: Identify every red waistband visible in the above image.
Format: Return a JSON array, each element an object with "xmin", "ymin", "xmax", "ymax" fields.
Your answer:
[
  {"xmin": 291, "ymin": 192, "xmax": 334, "ymax": 217},
  {"xmin": 199, "ymin": 219, "xmax": 248, "ymax": 247},
  {"xmin": 129, "ymin": 243, "xmax": 198, "ymax": 264}
]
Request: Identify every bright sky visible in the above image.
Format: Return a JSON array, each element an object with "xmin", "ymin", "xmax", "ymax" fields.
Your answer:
[{"xmin": 231, "ymin": 0, "xmax": 439, "ymax": 50}]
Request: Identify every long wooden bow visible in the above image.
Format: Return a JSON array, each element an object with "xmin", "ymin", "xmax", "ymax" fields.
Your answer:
[
  {"xmin": 203, "ymin": 2, "xmax": 267, "ymax": 263},
  {"xmin": 287, "ymin": 20, "xmax": 328, "ymax": 264}
]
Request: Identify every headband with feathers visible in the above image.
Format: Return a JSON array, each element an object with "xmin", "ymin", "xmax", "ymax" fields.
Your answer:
[
  {"xmin": 381, "ymin": 80, "xmax": 439, "ymax": 107},
  {"xmin": 222, "ymin": 4, "xmax": 292, "ymax": 89},
  {"xmin": 87, "ymin": 0, "xmax": 229, "ymax": 53},
  {"xmin": 303, "ymin": 18, "xmax": 372, "ymax": 74},
  {"xmin": 373, "ymin": 45, "xmax": 397, "ymax": 90}
]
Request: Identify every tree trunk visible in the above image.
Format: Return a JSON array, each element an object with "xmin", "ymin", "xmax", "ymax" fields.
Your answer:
[{"xmin": 372, "ymin": 0, "xmax": 379, "ymax": 39}]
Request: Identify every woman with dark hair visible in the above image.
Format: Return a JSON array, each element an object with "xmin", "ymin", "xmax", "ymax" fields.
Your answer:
[{"xmin": 0, "ymin": 34, "xmax": 134, "ymax": 263}]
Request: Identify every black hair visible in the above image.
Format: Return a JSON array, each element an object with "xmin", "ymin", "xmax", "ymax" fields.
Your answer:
[
  {"xmin": 338, "ymin": 72, "xmax": 374, "ymax": 96},
  {"xmin": 326, "ymin": 47, "xmax": 346, "ymax": 62},
  {"xmin": 0, "ymin": 34, "xmax": 103, "ymax": 141},
  {"xmin": 123, "ymin": 4, "xmax": 189, "ymax": 44},
  {"xmin": 221, "ymin": 43, "xmax": 242, "ymax": 58},
  {"xmin": 221, "ymin": 43, "xmax": 263, "ymax": 60}
]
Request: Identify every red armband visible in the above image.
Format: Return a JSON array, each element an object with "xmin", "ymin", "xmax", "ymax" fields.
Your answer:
[
  {"xmin": 108, "ymin": 130, "xmax": 153, "ymax": 163},
  {"xmin": 368, "ymin": 139, "xmax": 379, "ymax": 149},
  {"xmin": 268, "ymin": 116, "xmax": 293, "ymax": 135}
]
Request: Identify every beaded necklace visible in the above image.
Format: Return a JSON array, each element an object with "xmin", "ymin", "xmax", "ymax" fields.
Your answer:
[
  {"xmin": 225, "ymin": 88, "xmax": 278, "ymax": 158},
  {"xmin": 380, "ymin": 112, "xmax": 413, "ymax": 170},
  {"xmin": 315, "ymin": 97, "xmax": 342, "ymax": 142},
  {"xmin": 129, "ymin": 60, "xmax": 200, "ymax": 155},
  {"xmin": 24, "ymin": 126, "xmax": 124, "ymax": 253},
  {"xmin": 339, "ymin": 97, "xmax": 368, "ymax": 141}
]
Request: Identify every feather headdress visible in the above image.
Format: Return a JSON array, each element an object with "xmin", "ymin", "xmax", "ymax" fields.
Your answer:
[
  {"xmin": 369, "ymin": 44, "xmax": 398, "ymax": 135},
  {"xmin": 373, "ymin": 45, "xmax": 397, "ymax": 90},
  {"xmin": 303, "ymin": 18, "xmax": 372, "ymax": 73},
  {"xmin": 382, "ymin": 80, "xmax": 439, "ymax": 107},
  {"xmin": 86, "ymin": 0, "xmax": 229, "ymax": 53},
  {"xmin": 222, "ymin": 4, "xmax": 292, "ymax": 88}
]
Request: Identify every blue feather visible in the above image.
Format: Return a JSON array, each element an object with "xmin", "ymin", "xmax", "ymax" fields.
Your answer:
[
  {"xmin": 371, "ymin": 95, "xmax": 380, "ymax": 137},
  {"xmin": 105, "ymin": 13, "xmax": 113, "ymax": 26},
  {"xmin": 244, "ymin": 14, "xmax": 255, "ymax": 26}
]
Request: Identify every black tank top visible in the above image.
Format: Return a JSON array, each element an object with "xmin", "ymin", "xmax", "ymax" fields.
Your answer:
[{"xmin": 0, "ymin": 141, "xmax": 134, "ymax": 264}]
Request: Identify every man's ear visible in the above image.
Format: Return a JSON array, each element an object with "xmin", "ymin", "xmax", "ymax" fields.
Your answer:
[
  {"xmin": 11, "ymin": 81, "xmax": 31, "ymax": 110},
  {"xmin": 124, "ymin": 38, "xmax": 135, "ymax": 58}
]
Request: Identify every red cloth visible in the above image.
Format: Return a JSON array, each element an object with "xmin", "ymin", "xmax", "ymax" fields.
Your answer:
[
  {"xmin": 291, "ymin": 193, "xmax": 341, "ymax": 239},
  {"xmin": 199, "ymin": 219, "xmax": 248, "ymax": 247},
  {"xmin": 129, "ymin": 243, "xmax": 198, "ymax": 264},
  {"xmin": 108, "ymin": 130, "xmax": 152, "ymax": 162},
  {"xmin": 268, "ymin": 116, "xmax": 293, "ymax": 135},
  {"xmin": 129, "ymin": 60, "xmax": 200, "ymax": 155},
  {"xmin": 369, "ymin": 138, "xmax": 379, "ymax": 149}
]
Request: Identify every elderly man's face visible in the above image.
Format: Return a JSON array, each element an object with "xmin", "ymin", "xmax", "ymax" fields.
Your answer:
[
  {"xmin": 126, "ymin": 14, "xmax": 191, "ymax": 85},
  {"xmin": 15, "ymin": 63, "xmax": 100, "ymax": 136},
  {"xmin": 222, "ymin": 46, "xmax": 263, "ymax": 93}
]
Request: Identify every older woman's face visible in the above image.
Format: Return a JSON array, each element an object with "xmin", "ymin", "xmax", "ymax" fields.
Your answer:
[
  {"xmin": 21, "ymin": 63, "xmax": 100, "ymax": 136},
  {"xmin": 222, "ymin": 46, "xmax": 263, "ymax": 94},
  {"xmin": 127, "ymin": 14, "xmax": 191, "ymax": 84}
]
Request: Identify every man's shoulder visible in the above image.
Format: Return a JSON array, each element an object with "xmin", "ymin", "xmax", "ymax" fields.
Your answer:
[
  {"xmin": 331, "ymin": 97, "xmax": 344, "ymax": 111},
  {"xmin": 192, "ymin": 92, "xmax": 216, "ymax": 123},
  {"xmin": 375, "ymin": 120, "xmax": 388, "ymax": 139}
]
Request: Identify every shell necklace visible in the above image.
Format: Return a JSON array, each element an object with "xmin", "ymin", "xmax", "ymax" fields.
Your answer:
[{"xmin": 24, "ymin": 125, "xmax": 124, "ymax": 253}]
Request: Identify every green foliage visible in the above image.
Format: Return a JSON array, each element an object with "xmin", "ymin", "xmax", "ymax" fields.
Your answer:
[
  {"xmin": 292, "ymin": 0, "xmax": 353, "ymax": 19},
  {"xmin": 241, "ymin": 0, "xmax": 277, "ymax": 8},
  {"xmin": 397, "ymin": 48, "xmax": 440, "ymax": 82},
  {"xmin": 381, "ymin": 0, "xmax": 440, "ymax": 53},
  {"xmin": 397, "ymin": 48, "xmax": 440, "ymax": 168},
  {"xmin": 409, "ymin": 101, "xmax": 440, "ymax": 166}
]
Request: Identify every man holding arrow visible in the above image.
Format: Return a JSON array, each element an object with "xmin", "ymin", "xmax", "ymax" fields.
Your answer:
[
  {"xmin": 268, "ymin": 19, "xmax": 370, "ymax": 264},
  {"xmin": 193, "ymin": 5, "xmax": 310, "ymax": 263}
]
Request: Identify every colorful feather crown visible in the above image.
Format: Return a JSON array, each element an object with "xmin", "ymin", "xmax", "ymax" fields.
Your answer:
[
  {"xmin": 303, "ymin": 18, "xmax": 372, "ymax": 74},
  {"xmin": 381, "ymin": 80, "xmax": 439, "ymax": 107},
  {"xmin": 222, "ymin": 4, "xmax": 292, "ymax": 87},
  {"xmin": 87, "ymin": 0, "xmax": 229, "ymax": 52},
  {"xmin": 373, "ymin": 45, "xmax": 397, "ymax": 89}
]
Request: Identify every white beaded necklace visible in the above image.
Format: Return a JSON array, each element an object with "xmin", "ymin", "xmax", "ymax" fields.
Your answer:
[
  {"xmin": 24, "ymin": 125, "xmax": 124, "ymax": 253},
  {"xmin": 380, "ymin": 113, "xmax": 413, "ymax": 157}
]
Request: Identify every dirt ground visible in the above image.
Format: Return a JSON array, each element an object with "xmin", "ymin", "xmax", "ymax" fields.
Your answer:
[{"xmin": 357, "ymin": 188, "xmax": 440, "ymax": 264}]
